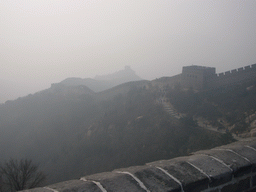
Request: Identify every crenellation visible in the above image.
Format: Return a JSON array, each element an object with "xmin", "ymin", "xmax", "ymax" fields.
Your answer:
[
  {"xmin": 224, "ymin": 71, "xmax": 231, "ymax": 75},
  {"xmin": 231, "ymin": 69, "xmax": 237, "ymax": 73},
  {"xmin": 179, "ymin": 63, "xmax": 256, "ymax": 90},
  {"xmin": 245, "ymin": 65, "xmax": 251, "ymax": 70}
]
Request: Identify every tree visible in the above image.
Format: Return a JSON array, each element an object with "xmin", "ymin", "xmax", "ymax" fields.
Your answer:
[{"xmin": 0, "ymin": 159, "xmax": 46, "ymax": 191}]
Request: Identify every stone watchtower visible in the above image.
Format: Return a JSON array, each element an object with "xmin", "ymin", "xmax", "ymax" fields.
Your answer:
[{"xmin": 181, "ymin": 65, "xmax": 216, "ymax": 90}]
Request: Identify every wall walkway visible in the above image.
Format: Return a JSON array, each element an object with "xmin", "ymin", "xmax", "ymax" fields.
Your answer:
[{"xmin": 22, "ymin": 138, "xmax": 256, "ymax": 192}]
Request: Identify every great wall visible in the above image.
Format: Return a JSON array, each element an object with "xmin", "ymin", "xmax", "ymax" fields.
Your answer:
[
  {"xmin": 22, "ymin": 138, "xmax": 256, "ymax": 192},
  {"xmin": 153, "ymin": 63, "xmax": 256, "ymax": 91},
  {"xmin": 206, "ymin": 64, "xmax": 256, "ymax": 89},
  {"xmin": 22, "ymin": 64, "xmax": 256, "ymax": 192}
]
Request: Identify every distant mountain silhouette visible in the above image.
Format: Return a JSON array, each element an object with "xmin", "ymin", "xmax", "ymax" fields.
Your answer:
[
  {"xmin": 60, "ymin": 66, "xmax": 143, "ymax": 92},
  {"xmin": 0, "ymin": 79, "xmax": 36, "ymax": 104},
  {"xmin": 49, "ymin": 83, "xmax": 95, "ymax": 98},
  {"xmin": 94, "ymin": 66, "xmax": 141, "ymax": 81},
  {"xmin": 0, "ymin": 66, "xmax": 142, "ymax": 103}
]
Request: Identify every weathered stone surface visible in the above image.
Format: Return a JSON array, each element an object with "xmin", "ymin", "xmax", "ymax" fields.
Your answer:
[
  {"xmin": 148, "ymin": 157, "xmax": 209, "ymax": 192},
  {"xmin": 247, "ymin": 140, "xmax": 256, "ymax": 150},
  {"xmin": 21, "ymin": 138, "xmax": 256, "ymax": 192},
  {"xmin": 187, "ymin": 155, "xmax": 232, "ymax": 187},
  {"xmin": 221, "ymin": 177, "xmax": 250, "ymax": 192},
  {"xmin": 246, "ymin": 186, "xmax": 256, "ymax": 192},
  {"xmin": 250, "ymin": 129, "xmax": 256, "ymax": 137},
  {"xmin": 252, "ymin": 175, "xmax": 256, "ymax": 186},
  {"xmin": 207, "ymin": 189, "xmax": 219, "ymax": 192},
  {"xmin": 21, "ymin": 188, "xmax": 52, "ymax": 192},
  {"xmin": 115, "ymin": 165, "xmax": 181, "ymax": 192},
  {"xmin": 217, "ymin": 144, "xmax": 256, "ymax": 172},
  {"xmin": 194, "ymin": 149, "xmax": 252, "ymax": 177},
  {"xmin": 46, "ymin": 179, "xmax": 101, "ymax": 192},
  {"xmin": 219, "ymin": 137, "xmax": 256, "ymax": 150},
  {"xmin": 83, "ymin": 171, "xmax": 147, "ymax": 192}
]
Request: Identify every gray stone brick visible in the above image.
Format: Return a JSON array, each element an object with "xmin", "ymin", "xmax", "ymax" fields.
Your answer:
[
  {"xmin": 194, "ymin": 148, "xmax": 252, "ymax": 177},
  {"xmin": 46, "ymin": 179, "xmax": 101, "ymax": 192},
  {"xmin": 187, "ymin": 155, "xmax": 232, "ymax": 187},
  {"xmin": 218, "ymin": 144, "xmax": 256, "ymax": 172},
  {"xmin": 21, "ymin": 188, "xmax": 53, "ymax": 192},
  {"xmin": 148, "ymin": 157, "xmax": 209, "ymax": 192},
  {"xmin": 115, "ymin": 165, "xmax": 181, "ymax": 192},
  {"xmin": 221, "ymin": 177, "xmax": 250, "ymax": 192},
  {"xmin": 21, "ymin": 138, "xmax": 256, "ymax": 192},
  {"xmin": 207, "ymin": 189, "xmax": 219, "ymax": 192},
  {"xmin": 83, "ymin": 171, "xmax": 148, "ymax": 192}
]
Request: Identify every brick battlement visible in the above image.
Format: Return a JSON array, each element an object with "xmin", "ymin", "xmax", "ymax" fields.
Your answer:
[
  {"xmin": 205, "ymin": 63, "xmax": 256, "ymax": 89},
  {"xmin": 22, "ymin": 138, "xmax": 256, "ymax": 192},
  {"xmin": 177, "ymin": 63, "xmax": 256, "ymax": 90},
  {"xmin": 217, "ymin": 64, "xmax": 256, "ymax": 77}
]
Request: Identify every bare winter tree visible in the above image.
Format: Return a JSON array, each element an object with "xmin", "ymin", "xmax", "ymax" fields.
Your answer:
[
  {"xmin": 0, "ymin": 174, "xmax": 3, "ymax": 192},
  {"xmin": 0, "ymin": 159, "xmax": 46, "ymax": 191}
]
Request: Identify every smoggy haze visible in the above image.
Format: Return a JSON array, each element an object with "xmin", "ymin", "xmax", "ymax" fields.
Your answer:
[{"xmin": 1, "ymin": 0, "xmax": 256, "ymax": 101}]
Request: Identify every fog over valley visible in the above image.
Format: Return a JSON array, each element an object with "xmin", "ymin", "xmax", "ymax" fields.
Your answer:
[
  {"xmin": 1, "ymin": 1, "xmax": 256, "ymax": 191},
  {"xmin": 1, "ymin": 0, "xmax": 256, "ymax": 102}
]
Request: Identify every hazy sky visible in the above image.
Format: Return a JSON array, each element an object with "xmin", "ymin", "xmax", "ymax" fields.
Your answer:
[{"xmin": 1, "ymin": 0, "xmax": 256, "ymax": 95}]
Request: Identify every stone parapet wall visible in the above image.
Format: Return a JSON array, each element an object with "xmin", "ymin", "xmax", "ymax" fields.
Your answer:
[
  {"xmin": 216, "ymin": 64, "xmax": 256, "ymax": 78},
  {"xmin": 152, "ymin": 64, "xmax": 256, "ymax": 91},
  {"xmin": 206, "ymin": 64, "xmax": 256, "ymax": 89},
  {"xmin": 22, "ymin": 138, "xmax": 256, "ymax": 192}
]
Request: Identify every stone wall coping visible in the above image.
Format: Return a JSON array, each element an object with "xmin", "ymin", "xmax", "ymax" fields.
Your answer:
[{"xmin": 20, "ymin": 137, "xmax": 256, "ymax": 192}]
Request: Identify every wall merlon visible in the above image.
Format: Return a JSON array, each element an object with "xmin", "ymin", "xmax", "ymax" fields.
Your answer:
[
  {"xmin": 231, "ymin": 69, "xmax": 238, "ymax": 73},
  {"xmin": 218, "ymin": 73, "xmax": 224, "ymax": 77},
  {"xmin": 245, "ymin": 65, "xmax": 251, "ymax": 70},
  {"xmin": 224, "ymin": 71, "xmax": 231, "ymax": 75}
]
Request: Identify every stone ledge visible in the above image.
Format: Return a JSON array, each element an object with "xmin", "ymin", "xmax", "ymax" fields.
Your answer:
[
  {"xmin": 20, "ymin": 138, "xmax": 256, "ymax": 192},
  {"xmin": 193, "ymin": 148, "xmax": 252, "ymax": 178}
]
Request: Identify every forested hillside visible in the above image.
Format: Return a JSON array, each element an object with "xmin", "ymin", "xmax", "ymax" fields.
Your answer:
[
  {"xmin": 0, "ymin": 81, "xmax": 237, "ymax": 185},
  {"xmin": 167, "ymin": 79, "xmax": 256, "ymax": 135}
]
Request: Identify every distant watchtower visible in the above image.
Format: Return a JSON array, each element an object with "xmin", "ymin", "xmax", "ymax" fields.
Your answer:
[{"xmin": 181, "ymin": 65, "xmax": 216, "ymax": 90}]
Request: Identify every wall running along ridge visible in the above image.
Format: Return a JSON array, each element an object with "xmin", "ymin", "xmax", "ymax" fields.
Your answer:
[
  {"xmin": 21, "ymin": 138, "xmax": 256, "ymax": 192},
  {"xmin": 206, "ymin": 63, "xmax": 256, "ymax": 89},
  {"xmin": 153, "ymin": 63, "xmax": 256, "ymax": 91}
]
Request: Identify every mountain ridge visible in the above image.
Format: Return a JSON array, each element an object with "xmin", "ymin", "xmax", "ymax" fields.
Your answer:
[
  {"xmin": 59, "ymin": 66, "xmax": 143, "ymax": 93},
  {"xmin": 0, "ymin": 65, "xmax": 255, "ymax": 188},
  {"xmin": 0, "ymin": 66, "xmax": 143, "ymax": 103}
]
